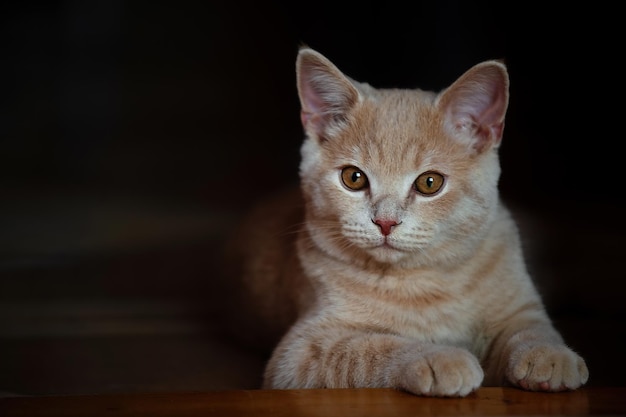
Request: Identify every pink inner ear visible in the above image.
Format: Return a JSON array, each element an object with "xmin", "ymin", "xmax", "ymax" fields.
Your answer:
[
  {"xmin": 299, "ymin": 78, "xmax": 327, "ymax": 134},
  {"xmin": 297, "ymin": 65, "xmax": 333, "ymax": 136},
  {"xmin": 447, "ymin": 70, "xmax": 508, "ymax": 152},
  {"xmin": 300, "ymin": 75, "xmax": 327, "ymax": 118},
  {"xmin": 296, "ymin": 52, "xmax": 359, "ymax": 139},
  {"xmin": 299, "ymin": 79, "xmax": 330, "ymax": 137}
]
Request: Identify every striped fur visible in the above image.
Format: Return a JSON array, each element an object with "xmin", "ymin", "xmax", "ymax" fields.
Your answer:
[{"xmin": 221, "ymin": 48, "xmax": 588, "ymax": 396}]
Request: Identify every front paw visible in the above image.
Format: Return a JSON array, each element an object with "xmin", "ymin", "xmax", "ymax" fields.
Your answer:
[
  {"xmin": 397, "ymin": 346, "xmax": 483, "ymax": 397},
  {"xmin": 507, "ymin": 343, "xmax": 589, "ymax": 391}
]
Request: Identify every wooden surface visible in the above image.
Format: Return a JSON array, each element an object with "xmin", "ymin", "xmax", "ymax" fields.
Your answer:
[{"xmin": 1, "ymin": 387, "xmax": 624, "ymax": 416}]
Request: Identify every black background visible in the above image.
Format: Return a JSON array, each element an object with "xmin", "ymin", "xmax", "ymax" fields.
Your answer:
[{"xmin": 2, "ymin": 2, "xmax": 623, "ymax": 207}]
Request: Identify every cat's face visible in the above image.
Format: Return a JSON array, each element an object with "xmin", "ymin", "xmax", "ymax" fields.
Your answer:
[{"xmin": 296, "ymin": 49, "xmax": 509, "ymax": 268}]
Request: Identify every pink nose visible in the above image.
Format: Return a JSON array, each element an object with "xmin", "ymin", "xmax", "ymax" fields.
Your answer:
[{"xmin": 373, "ymin": 219, "xmax": 399, "ymax": 236}]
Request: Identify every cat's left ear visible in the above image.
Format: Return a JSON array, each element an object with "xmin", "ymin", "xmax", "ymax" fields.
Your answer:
[{"xmin": 436, "ymin": 60, "xmax": 509, "ymax": 153}]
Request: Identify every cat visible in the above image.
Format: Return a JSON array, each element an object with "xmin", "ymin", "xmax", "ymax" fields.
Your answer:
[{"xmin": 219, "ymin": 46, "xmax": 589, "ymax": 397}]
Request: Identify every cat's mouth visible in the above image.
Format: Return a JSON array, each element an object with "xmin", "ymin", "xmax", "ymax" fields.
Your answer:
[
  {"xmin": 362, "ymin": 240, "xmax": 411, "ymax": 264},
  {"xmin": 380, "ymin": 238, "xmax": 397, "ymax": 249},
  {"xmin": 366, "ymin": 235, "xmax": 424, "ymax": 257},
  {"xmin": 370, "ymin": 237, "xmax": 409, "ymax": 253},
  {"xmin": 354, "ymin": 234, "xmax": 406, "ymax": 253},
  {"xmin": 343, "ymin": 225, "xmax": 416, "ymax": 259}
]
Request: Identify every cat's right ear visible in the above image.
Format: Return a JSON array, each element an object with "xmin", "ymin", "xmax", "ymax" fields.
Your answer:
[{"xmin": 296, "ymin": 48, "xmax": 360, "ymax": 141}]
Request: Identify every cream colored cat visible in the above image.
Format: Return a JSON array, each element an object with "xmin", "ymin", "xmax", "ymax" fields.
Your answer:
[{"xmin": 220, "ymin": 47, "xmax": 589, "ymax": 397}]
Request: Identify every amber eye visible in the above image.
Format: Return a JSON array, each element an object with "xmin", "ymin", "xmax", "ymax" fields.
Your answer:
[
  {"xmin": 414, "ymin": 171, "xmax": 445, "ymax": 195},
  {"xmin": 341, "ymin": 166, "xmax": 369, "ymax": 191}
]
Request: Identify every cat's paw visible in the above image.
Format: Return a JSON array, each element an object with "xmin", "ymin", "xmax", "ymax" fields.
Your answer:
[
  {"xmin": 397, "ymin": 346, "xmax": 483, "ymax": 397},
  {"xmin": 507, "ymin": 343, "xmax": 589, "ymax": 391}
]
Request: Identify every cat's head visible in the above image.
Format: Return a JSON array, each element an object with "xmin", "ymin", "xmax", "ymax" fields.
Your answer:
[{"xmin": 296, "ymin": 47, "xmax": 509, "ymax": 269}]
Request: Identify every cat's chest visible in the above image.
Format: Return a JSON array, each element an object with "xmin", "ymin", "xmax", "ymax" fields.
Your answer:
[{"xmin": 322, "ymin": 271, "xmax": 481, "ymax": 345}]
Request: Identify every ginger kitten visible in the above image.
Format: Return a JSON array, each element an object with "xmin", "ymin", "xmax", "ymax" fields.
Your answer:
[{"xmin": 220, "ymin": 47, "xmax": 588, "ymax": 397}]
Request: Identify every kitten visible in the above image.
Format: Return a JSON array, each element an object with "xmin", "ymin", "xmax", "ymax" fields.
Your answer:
[{"xmin": 220, "ymin": 47, "xmax": 589, "ymax": 397}]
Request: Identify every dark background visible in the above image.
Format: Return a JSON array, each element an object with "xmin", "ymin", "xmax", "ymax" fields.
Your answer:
[{"xmin": 1, "ymin": 1, "xmax": 624, "ymax": 395}]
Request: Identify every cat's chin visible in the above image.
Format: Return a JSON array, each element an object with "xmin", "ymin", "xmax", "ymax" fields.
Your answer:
[{"xmin": 365, "ymin": 245, "xmax": 411, "ymax": 265}]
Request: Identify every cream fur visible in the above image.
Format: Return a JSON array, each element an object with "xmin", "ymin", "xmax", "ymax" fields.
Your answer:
[{"xmin": 220, "ymin": 47, "xmax": 588, "ymax": 396}]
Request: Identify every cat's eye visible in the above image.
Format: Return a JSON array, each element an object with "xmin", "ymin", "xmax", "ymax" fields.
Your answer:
[
  {"xmin": 341, "ymin": 166, "xmax": 369, "ymax": 191},
  {"xmin": 414, "ymin": 171, "xmax": 445, "ymax": 195}
]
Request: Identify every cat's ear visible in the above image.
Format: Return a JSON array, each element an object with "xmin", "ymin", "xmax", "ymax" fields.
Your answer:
[
  {"xmin": 296, "ymin": 48, "xmax": 360, "ymax": 141},
  {"xmin": 437, "ymin": 60, "xmax": 509, "ymax": 153}
]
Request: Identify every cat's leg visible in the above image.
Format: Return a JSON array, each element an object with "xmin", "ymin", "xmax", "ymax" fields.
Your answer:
[
  {"xmin": 263, "ymin": 321, "xmax": 484, "ymax": 397},
  {"xmin": 485, "ymin": 322, "xmax": 589, "ymax": 391}
]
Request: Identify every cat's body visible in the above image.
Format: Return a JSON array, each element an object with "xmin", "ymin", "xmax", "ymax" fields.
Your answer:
[{"xmin": 220, "ymin": 47, "xmax": 588, "ymax": 397}]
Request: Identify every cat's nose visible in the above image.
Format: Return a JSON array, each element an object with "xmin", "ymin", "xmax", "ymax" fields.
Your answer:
[{"xmin": 372, "ymin": 219, "xmax": 399, "ymax": 236}]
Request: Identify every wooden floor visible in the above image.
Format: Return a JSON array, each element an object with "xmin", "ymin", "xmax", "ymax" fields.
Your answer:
[{"xmin": 1, "ymin": 387, "xmax": 624, "ymax": 416}]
